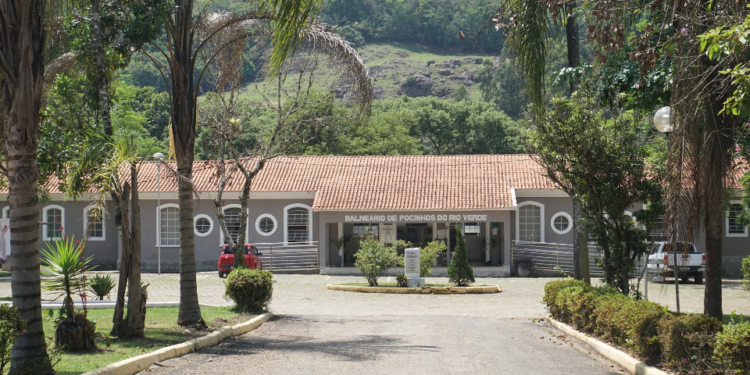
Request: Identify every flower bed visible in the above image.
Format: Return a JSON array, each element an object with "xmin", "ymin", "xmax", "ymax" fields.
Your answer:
[{"xmin": 544, "ymin": 279, "xmax": 750, "ymax": 374}]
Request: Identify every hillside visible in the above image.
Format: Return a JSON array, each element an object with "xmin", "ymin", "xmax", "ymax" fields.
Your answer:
[{"xmin": 238, "ymin": 42, "xmax": 496, "ymax": 103}]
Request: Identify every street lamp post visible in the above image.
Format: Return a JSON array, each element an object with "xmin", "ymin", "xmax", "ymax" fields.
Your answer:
[
  {"xmin": 653, "ymin": 106, "xmax": 680, "ymax": 313},
  {"xmin": 154, "ymin": 152, "xmax": 165, "ymax": 274}
]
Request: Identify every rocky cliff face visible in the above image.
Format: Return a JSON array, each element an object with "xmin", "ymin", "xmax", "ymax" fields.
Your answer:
[{"xmin": 397, "ymin": 74, "xmax": 434, "ymax": 97}]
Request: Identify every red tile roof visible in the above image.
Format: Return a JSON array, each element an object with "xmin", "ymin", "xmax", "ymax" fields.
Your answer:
[{"xmin": 10, "ymin": 154, "xmax": 704, "ymax": 210}]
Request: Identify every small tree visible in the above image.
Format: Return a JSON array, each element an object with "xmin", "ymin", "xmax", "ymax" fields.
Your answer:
[
  {"xmin": 526, "ymin": 92, "xmax": 663, "ymax": 295},
  {"xmin": 420, "ymin": 241, "xmax": 445, "ymax": 277},
  {"xmin": 448, "ymin": 225, "xmax": 474, "ymax": 286},
  {"xmin": 354, "ymin": 236, "xmax": 399, "ymax": 286}
]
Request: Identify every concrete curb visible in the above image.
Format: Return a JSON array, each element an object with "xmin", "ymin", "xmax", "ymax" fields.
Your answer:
[
  {"xmin": 81, "ymin": 312, "xmax": 273, "ymax": 375},
  {"xmin": 546, "ymin": 316, "xmax": 670, "ymax": 375},
  {"xmin": 326, "ymin": 284, "xmax": 502, "ymax": 294}
]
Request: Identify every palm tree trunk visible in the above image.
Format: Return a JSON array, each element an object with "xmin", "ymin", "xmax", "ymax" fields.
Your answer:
[
  {"xmin": 125, "ymin": 162, "xmax": 144, "ymax": 337},
  {"xmin": 3, "ymin": 0, "xmax": 52, "ymax": 371},
  {"xmin": 172, "ymin": 0, "xmax": 203, "ymax": 327},
  {"xmin": 90, "ymin": 0, "xmax": 112, "ymax": 136}
]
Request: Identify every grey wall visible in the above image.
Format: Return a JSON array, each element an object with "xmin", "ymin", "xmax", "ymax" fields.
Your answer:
[
  {"xmin": 0, "ymin": 200, "xmax": 119, "ymax": 270},
  {"xmin": 516, "ymin": 197, "xmax": 574, "ymax": 244}
]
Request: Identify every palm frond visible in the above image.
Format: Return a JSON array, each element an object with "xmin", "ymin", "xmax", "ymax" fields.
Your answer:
[
  {"xmin": 262, "ymin": 0, "xmax": 322, "ymax": 75},
  {"xmin": 506, "ymin": 0, "xmax": 551, "ymax": 111}
]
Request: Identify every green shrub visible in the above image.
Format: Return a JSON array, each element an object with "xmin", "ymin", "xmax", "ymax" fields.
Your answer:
[
  {"xmin": 658, "ymin": 314, "xmax": 722, "ymax": 372},
  {"xmin": 224, "ymin": 268, "xmax": 273, "ymax": 313},
  {"xmin": 543, "ymin": 278, "xmax": 586, "ymax": 319},
  {"xmin": 742, "ymin": 255, "xmax": 750, "ymax": 291},
  {"xmin": 420, "ymin": 241, "xmax": 445, "ymax": 277},
  {"xmin": 448, "ymin": 226, "xmax": 474, "ymax": 286},
  {"xmin": 714, "ymin": 320, "xmax": 750, "ymax": 374},
  {"xmin": 614, "ymin": 299, "xmax": 668, "ymax": 363},
  {"xmin": 0, "ymin": 305, "xmax": 25, "ymax": 373},
  {"xmin": 593, "ymin": 292, "xmax": 632, "ymax": 345},
  {"xmin": 88, "ymin": 274, "xmax": 116, "ymax": 300},
  {"xmin": 354, "ymin": 236, "xmax": 399, "ymax": 286},
  {"xmin": 556, "ymin": 284, "xmax": 616, "ymax": 333}
]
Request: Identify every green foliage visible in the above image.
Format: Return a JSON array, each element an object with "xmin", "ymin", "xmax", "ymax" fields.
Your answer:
[
  {"xmin": 543, "ymin": 278, "xmax": 587, "ymax": 319},
  {"xmin": 453, "ymin": 85, "xmax": 468, "ymax": 101},
  {"xmin": 659, "ymin": 314, "xmax": 722, "ymax": 372},
  {"xmin": 0, "ymin": 305, "xmax": 25, "ymax": 373},
  {"xmin": 354, "ymin": 236, "xmax": 400, "ymax": 286},
  {"xmin": 714, "ymin": 319, "xmax": 750, "ymax": 374},
  {"xmin": 743, "ymin": 255, "xmax": 750, "ymax": 292},
  {"xmin": 527, "ymin": 92, "xmax": 663, "ymax": 294},
  {"xmin": 448, "ymin": 225, "xmax": 474, "ymax": 286},
  {"xmin": 89, "ymin": 274, "xmax": 116, "ymax": 301},
  {"xmin": 419, "ymin": 241, "xmax": 445, "ymax": 277},
  {"xmin": 41, "ymin": 236, "xmax": 96, "ymax": 318},
  {"xmin": 224, "ymin": 269, "xmax": 274, "ymax": 313},
  {"xmin": 478, "ymin": 58, "xmax": 527, "ymax": 119},
  {"xmin": 615, "ymin": 299, "xmax": 670, "ymax": 363},
  {"xmin": 396, "ymin": 272, "xmax": 408, "ymax": 287},
  {"xmin": 699, "ymin": 8, "xmax": 750, "ymax": 117}
]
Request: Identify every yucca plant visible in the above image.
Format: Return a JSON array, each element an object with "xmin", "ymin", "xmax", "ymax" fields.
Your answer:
[
  {"xmin": 89, "ymin": 274, "xmax": 116, "ymax": 300},
  {"xmin": 41, "ymin": 236, "xmax": 95, "ymax": 318}
]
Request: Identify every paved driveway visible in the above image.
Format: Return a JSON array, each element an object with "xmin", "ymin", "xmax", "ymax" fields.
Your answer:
[{"xmin": 137, "ymin": 275, "xmax": 630, "ymax": 375}]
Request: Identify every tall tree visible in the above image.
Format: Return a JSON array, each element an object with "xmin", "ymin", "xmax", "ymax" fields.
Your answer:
[
  {"xmin": 146, "ymin": 0, "xmax": 371, "ymax": 325},
  {"xmin": 0, "ymin": 0, "xmax": 53, "ymax": 372}
]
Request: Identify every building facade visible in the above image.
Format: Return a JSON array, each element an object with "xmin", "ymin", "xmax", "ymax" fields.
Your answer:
[{"xmin": 2, "ymin": 154, "xmax": 747, "ymax": 277}]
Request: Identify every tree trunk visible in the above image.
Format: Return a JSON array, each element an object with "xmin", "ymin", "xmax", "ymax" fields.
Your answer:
[
  {"xmin": 565, "ymin": 1, "xmax": 580, "ymax": 94},
  {"xmin": 172, "ymin": 0, "xmax": 204, "ymax": 327},
  {"xmin": 703, "ymin": 195, "xmax": 723, "ymax": 319},
  {"xmin": 124, "ymin": 161, "xmax": 144, "ymax": 337},
  {"xmin": 90, "ymin": 0, "xmax": 112, "ymax": 136},
  {"xmin": 110, "ymin": 185, "xmax": 131, "ymax": 337},
  {"xmin": 2, "ymin": 0, "xmax": 52, "ymax": 371}
]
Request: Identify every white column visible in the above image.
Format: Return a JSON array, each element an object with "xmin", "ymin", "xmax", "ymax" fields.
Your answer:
[
  {"xmin": 432, "ymin": 222, "xmax": 437, "ymax": 242},
  {"xmin": 446, "ymin": 222, "xmax": 451, "ymax": 264}
]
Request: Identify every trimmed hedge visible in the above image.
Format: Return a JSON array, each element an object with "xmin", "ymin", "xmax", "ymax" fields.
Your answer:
[
  {"xmin": 542, "ymin": 279, "xmax": 737, "ymax": 372},
  {"xmin": 714, "ymin": 321, "xmax": 750, "ymax": 374},
  {"xmin": 224, "ymin": 268, "xmax": 273, "ymax": 313},
  {"xmin": 659, "ymin": 314, "xmax": 722, "ymax": 372}
]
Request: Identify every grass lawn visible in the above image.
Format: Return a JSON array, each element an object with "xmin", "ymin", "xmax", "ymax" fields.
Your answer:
[
  {"xmin": 340, "ymin": 282, "xmax": 494, "ymax": 288},
  {"xmin": 0, "ymin": 271, "xmax": 11, "ymax": 277},
  {"xmin": 47, "ymin": 306, "xmax": 254, "ymax": 375}
]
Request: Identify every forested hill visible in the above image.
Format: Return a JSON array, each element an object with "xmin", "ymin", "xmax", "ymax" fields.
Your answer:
[{"xmin": 110, "ymin": 0, "xmax": 586, "ymax": 158}]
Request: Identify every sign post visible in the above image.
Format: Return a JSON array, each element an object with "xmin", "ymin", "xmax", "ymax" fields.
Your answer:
[{"xmin": 404, "ymin": 247, "xmax": 425, "ymax": 287}]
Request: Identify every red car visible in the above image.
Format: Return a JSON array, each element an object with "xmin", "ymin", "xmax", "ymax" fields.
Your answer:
[{"xmin": 218, "ymin": 244, "xmax": 263, "ymax": 278}]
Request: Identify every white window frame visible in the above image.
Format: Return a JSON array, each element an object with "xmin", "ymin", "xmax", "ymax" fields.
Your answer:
[
  {"xmin": 2, "ymin": 206, "xmax": 8, "ymax": 219},
  {"xmin": 284, "ymin": 203, "xmax": 313, "ymax": 245},
  {"xmin": 726, "ymin": 200, "xmax": 748, "ymax": 237},
  {"xmin": 516, "ymin": 201, "xmax": 544, "ymax": 242},
  {"xmin": 255, "ymin": 213, "xmax": 278, "ymax": 236},
  {"xmin": 193, "ymin": 214, "xmax": 214, "ymax": 237},
  {"xmin": 43, "ymin": 205, "xmax": 65, "ymax": 241},
  {"xmin": 156, "ymin": 203, "xmax": 180, "ymax": 247},
  {"xmin": 219, "ymin": 204, "xmax": 249, "ymax": 245},
  {"xmin": 550, "ymin": 211, "xmax": 572, "ymax": 235},
  {"xmin": 83, "ymin": 205, "xmax": 106, "ymax": 241}
]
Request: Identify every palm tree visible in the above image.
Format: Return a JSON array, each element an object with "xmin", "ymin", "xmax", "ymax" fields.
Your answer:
[
  {"xmin": 143, "ymin": 0, "xmax": 370, "ymax": 326},
  {"xmin": 0, "ymin": 0, "xmax": 53, "ymax": 372}
]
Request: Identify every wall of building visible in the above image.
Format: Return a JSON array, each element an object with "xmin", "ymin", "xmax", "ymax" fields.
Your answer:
[
  {"xmin": 0, "ymin": 200, "xmax": 119, "ymax": 270},
  {"xmin": 515, "ymin": 197, "xmax": 574, "ymax": 244}
]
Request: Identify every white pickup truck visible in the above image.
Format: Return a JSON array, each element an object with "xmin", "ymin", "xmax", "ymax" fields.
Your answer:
[{"xmin": 647, "ymin": 242, "xmax": 705, "ymax": 284}]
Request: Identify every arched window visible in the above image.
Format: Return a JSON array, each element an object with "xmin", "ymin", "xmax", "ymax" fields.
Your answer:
[
  {"xmin": 220, "ymin": 205, "xmax": 246, "ymax": 244},
  {"xmin": 43, "ymin": 205, "xmax": 65, "ymax": 241},
  {"xmin": 84, "ymin": 205, "xmax": 106, "ymax": 241},
  {"xmin": 517, "ymin": 202, "xmax": 544, "ymax": 242},
  {"xmin": 726, "ymin": 201, "xmax": 748, "ymax": 237},
  {"xmin": 284, "ymin": 204, "xmax": 312, "ymax": 244},
  {"xmin": 158, "ymin": 204, "xmax": 180, "ymax": 246}
]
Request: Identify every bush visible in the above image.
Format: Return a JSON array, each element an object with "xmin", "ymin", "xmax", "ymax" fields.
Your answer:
[
  {"xmin": 592, "ymin": 292, "xmax": 632, "ymax": 344},
  {"xmin": 742, "ymin": 255, "xmax": 750, "ymax": 291},
  {"xmin": 224, "ymin": 268, "xmax": 273, "ymax": 313},
  {"xmin": 0, "ymin": 305, "xmax": 25, "ymax": 373},
  {"xmin": 448, "ymin": 225, "xmax": 474, "ymax": 286},
  {"xmin": 88, "ymin": 274, "xmax": 116, "ymax": 300},
  {"xmin": 556, "ymin": 284, "xmax": 616, "ymax": 333},
  {"xmin": 613, "ymin": 299, "xmax": 668, "ymax": 363},
  {"xmin": 420, "ymin": 241, "xmax": 445, "ymax": 277},
  {"xmin": 543, "ymin": 278, "xmax": 586, "ymax": 319},
  {"xmin": 354, "ymin": 236, "xmax": 399, "ymax": 286},
  {"xmin": 714, "ymin": 320, "xmax": 750, "ymax": 374},
  {"xmin": 658, "ymin": 314, "xmax": 722, "ymax": 372}
]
